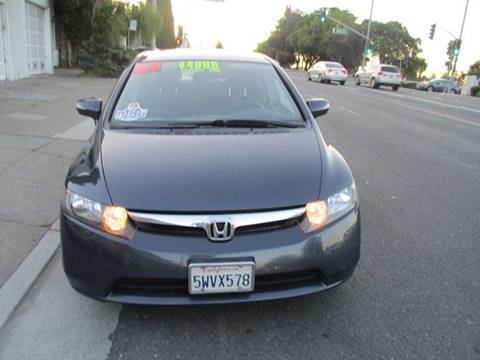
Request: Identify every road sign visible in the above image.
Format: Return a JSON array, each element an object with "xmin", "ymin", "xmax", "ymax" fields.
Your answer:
[{"xmin": 129, "ymin": 19, "xmax": 137, "ymax": 32}]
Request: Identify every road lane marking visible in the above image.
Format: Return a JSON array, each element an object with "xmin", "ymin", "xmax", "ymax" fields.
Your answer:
[
  {"xmin": 393, "ymin": 102, "xmax": 480, "ymax": 128},
  {"xmin": 344, "ymin": 89, "xmax": 480, "ymax": 128},
  {"xmin": 359, "ymin": 87, "xmax": 480, "ymax": 114}
]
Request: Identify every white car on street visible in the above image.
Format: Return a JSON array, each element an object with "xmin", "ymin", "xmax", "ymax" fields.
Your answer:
[
  {"xmin": 354, "ymin": 64, "xmax": 401, "ymax": 91},
  {"xmin": 307, "ymin": 61, "xmax": 348, "ymax": 85}
]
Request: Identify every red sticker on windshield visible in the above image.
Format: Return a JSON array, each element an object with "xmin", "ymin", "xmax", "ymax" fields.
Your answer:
[
  {"xmin": 133, "ymin": 62, "xmax": 161, "ymax": 74},
  {"xmin": 150, "ymin": 62, "xmax": 161, "ymax": 72}
]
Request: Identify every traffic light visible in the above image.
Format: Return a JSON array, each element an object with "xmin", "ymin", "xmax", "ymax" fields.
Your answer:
[
  {"xmin": 366, "ymin": 47, "xmax": 373, "ymax": 56},
  {"xmin": 320, "ymin": 8, "xmax": 326, "ymax": 23},
  {"xmin": 429, "ymin": 23, "xmax": 436, "ymax": 40},
  {"xmin": 452, "ymin": 39, "xmax": 461, "ymax": 56}
]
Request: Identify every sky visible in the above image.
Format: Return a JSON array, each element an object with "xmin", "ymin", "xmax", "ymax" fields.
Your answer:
[{"xmin": 168, "ymin": 0, "xmax": 478, "ymax": 75}]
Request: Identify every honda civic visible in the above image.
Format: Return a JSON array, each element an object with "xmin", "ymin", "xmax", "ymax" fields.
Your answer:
[{"xmin": 61, "ymin": 50, "xmax": 361, "ymax": 305}]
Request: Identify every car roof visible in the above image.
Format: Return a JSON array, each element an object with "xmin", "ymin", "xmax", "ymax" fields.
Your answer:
[
  {"xmin": 135, "ymin": 49, "xmax": 272, "ymax": 64},
  {"xmin": 378, "ymin": 64, "xmax": 399, "ymax": 68}
]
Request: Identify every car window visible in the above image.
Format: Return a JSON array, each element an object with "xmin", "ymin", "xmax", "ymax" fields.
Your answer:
[
  {"xmin": 111, "ymin": 60, "xmax": 303, "ymax": 126},
  {"xmin": 325, "ymin": 63, "xmax": 343, "ymax": 69},
  {"xmin": 380, "ymin": 66, "xmax": 399, "ymax": 73}
]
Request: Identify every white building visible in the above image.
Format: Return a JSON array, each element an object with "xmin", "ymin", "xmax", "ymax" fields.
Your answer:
[{"xmin": 0, "ymin": 0, "xmax": 56, "ymax": 81}]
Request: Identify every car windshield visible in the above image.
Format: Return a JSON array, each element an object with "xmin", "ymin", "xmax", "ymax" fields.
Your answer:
[
  {"xmin": 325, "ymin": 63, "xmax": 343, "ymax": 68},
  {"xmin": 381, "ymin": 66, "xmax": 399, "ymax": 73},
  {"xmin": 111, "ymin": 60, "xmax": 303, "ymax": 127}
]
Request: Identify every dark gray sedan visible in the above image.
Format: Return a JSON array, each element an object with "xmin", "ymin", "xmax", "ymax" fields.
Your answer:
[{"xmin": 60, "ymin": 50, "xmax": 360, "ymax": 305}]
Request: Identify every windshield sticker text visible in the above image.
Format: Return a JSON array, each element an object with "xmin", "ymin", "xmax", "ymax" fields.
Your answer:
[
  {"xmin": 114, "ymin": 103, "xmax": 148, "ymax": 121},
  {"xmin": 178, "ymin": 61, "xmax": 220, "ymax": 71}
]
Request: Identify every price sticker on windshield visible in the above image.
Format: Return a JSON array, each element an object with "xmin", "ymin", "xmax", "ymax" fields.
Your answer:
[{"xmin": 178, "ymin": 60, "xmax": 220, "ymax": 71}]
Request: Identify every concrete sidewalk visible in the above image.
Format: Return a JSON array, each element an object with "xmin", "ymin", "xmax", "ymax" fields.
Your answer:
[{"xmin": 0, "ymin": 75, "xmax": 115, "ymax": 286}]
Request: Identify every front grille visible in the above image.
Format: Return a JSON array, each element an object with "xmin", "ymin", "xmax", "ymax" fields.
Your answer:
[
  {"xmin": 112, "ymin": 270, "xmax": 324, "ymax": 297},
  {"xmin": 134, "ymin": 217, "xmax": 298, "ymax": 237}
]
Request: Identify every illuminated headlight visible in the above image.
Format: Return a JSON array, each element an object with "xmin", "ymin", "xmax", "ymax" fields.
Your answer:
[
  {"xmin": 300, "ymin": 184, "xmax": 358, "ymax": 233},
  {"xmin": 64, "ymin": 190, "xmax": 134, "ymax": 239}
]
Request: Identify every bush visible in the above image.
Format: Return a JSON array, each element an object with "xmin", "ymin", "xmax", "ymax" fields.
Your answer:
[
  {"xmin": 470, "ymin": 85, "xmax": 480, "ymax": 97},
  {"xmin": 80, "ymin": 46, "xmax": 133, "ymax": 78}
]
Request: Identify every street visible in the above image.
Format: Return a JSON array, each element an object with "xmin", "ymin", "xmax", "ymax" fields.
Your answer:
[{"xmin": 1, "ymin": 71, "xmax": 479, "ymax": 359}]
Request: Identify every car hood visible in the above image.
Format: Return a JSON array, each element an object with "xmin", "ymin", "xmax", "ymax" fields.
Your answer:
[{"xmin": 101, "ymin": 128, "xmax": 322, "ymax": 212}]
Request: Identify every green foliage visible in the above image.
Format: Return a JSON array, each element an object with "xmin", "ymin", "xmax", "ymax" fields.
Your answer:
[
  {"xmin": 256, "ymin": 7, "xmax": 427, "ymax": 77},
  {"xmin": 468, "ymin": 60, "xmax": 480, "ymax": 76},
  {"xmin": 80, "ymin": 47, "xmax": 133, "ymax": 77},
  {"xmin": 54, "ymin": 0, "xmax": 95, "ymax": 47},
  {"xmin": 156, "ymin": 0, "xmax": 176, "ymax": 49},
  {"xmin": 470, "ymin": 86, "xmax": 480, "ymax": 97},
  {"xmin": 131, "ymin": 2, "xmax": 163, "ymax": 43},
  {"xmin": 256, "ymin": 7, "xmax": 304, "ymax": 67},
  {"xmin": 79, "ymin": 0, "xmax": 133, "ymax": 77}
]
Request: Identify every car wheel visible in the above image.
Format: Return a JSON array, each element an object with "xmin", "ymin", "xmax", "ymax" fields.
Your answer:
[
  {"xmin": 427, "ymin": 86, "xmax": 433, "ymax": 92},
  {"xmin": 307, "ymin": 73, "xmax": 311, "ymax": 81},
  {"xmin": 354, "ymin": 76, "xmax": 360, "ymax": 85},
  {"xmin": 392, "ymin": 86, "xmax": 399, "ymax": 91},
  {"xmin": 370, "ymin": 78, "xmax": 378, "ymax": 89},
  {"xmin": 319, "ymin": 75, "xmax": 324, "ymax": 83},
  {"xmin": 340, "ymin": 81, "xmax": 346, "ymax": 85}
]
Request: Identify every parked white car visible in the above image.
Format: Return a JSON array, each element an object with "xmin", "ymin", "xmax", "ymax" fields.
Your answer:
[
  {"xmin": 354, "ymin": 64, "xmax": 401, "ymax": 91},
  {"xmin": 307, "ymin": 61, "xmax": 348, "ymax": 85}
]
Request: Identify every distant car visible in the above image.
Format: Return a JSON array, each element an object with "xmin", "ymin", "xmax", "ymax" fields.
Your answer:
[
  {"xmin": 307, "ymin": 61, "xmax": 348, "ymax": 85},
  {"xmin": 416, "ymin": 79, "xmax": 461, "ymax": 94},
  {"xmin": 354, "ymin": 64, "xmax": 401, "ymax": 91}
]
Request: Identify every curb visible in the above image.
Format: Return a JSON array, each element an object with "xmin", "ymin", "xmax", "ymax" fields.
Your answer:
[{"xmin": 0, "ymin": 220, "xmax": 60, "ymax": 329}]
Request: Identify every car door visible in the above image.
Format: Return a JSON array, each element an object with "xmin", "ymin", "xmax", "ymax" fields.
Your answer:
[
  {"xmin": 435, "ymin": 81, "xmax": 445, "ymax": 92},
  {"xmin": 310, "ymin": 62, "xmax": 319, "ymax": 78},
  {"xmin": 362, "ymin": 65, "xmax": 373, "ymax": 83}
]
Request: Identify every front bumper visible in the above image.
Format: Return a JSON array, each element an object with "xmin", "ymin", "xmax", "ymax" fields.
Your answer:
[{"xmin": 60, "ymin": 208, "xmax": 360, "ymax": 305}]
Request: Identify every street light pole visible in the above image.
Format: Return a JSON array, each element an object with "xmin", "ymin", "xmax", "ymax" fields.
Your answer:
[
  {"xmin": 451, "ymin": 0, "xmax": 469, "ymax": 77},
  {"xmin": 362, "ymin": 0, "xmax": 374, "ymax": 67}
]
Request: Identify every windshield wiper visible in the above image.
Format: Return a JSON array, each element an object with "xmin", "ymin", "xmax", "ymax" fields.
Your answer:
[
  {"xmin": 207, "ymin": 119, "xmax": 305, "ymax": 128},
  {"xmin": 112, "ymin": 119, "xmax": 305, "ymax": 129}
]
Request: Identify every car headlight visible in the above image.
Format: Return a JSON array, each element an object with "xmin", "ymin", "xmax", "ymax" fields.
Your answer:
[
  {"xmin": 300, "ymin": 183, "xmax": 358, "ymax": 233},
  {"xmin": 63, "ymin": 190, "xmax": 134, "ymax": 239}
]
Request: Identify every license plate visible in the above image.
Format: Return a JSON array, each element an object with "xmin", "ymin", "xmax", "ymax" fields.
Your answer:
[{"xmin": 188, "ymin": 261, "xmax": 255, "ymax": 295}]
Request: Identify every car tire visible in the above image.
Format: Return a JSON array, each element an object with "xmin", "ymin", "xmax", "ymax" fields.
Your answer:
[
  {"xmin": 340, "ymin": 81, "xmax": 346, "ymax": 85},
  {"xmin": 354, "ymin": 76, "xmax": 360, "ymax": 86},
  {"xmin": 392, "ymin": 86, "xmax": 399, "ymax": 91},
  {"xmin": 370, "ymin": 78, "xmax": 379, "ymax": 89},
  {"xmin": 319, "ymin": 75, "xmax": 324, "ymax": 83},
  {"xmin": 427, "ymin": 86, "xmax": 433, "ymax": 92},
  {"xmin": 307, "ymin": 73, "xmax": 311, "ymax": 81}
]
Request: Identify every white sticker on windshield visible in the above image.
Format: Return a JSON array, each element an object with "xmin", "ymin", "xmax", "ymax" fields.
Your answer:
[{"xmin": 114, "ymin": 102, "xmax": 148, "ymax": 121}]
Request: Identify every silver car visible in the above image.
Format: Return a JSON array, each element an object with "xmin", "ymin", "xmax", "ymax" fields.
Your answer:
[
  {"xmin": 354, "ymin": 64, "xmax": 401, "ymax": 91},
  {"xmin": 307, "ymin": 61, "xmax": 348, "ymax": 85}
]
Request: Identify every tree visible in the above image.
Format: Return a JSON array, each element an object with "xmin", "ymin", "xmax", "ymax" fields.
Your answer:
[
  {"xmin": 256, "ymin": 7, "xmax": 427, "ymax": 76},
  {"xmin": 467, "ymin": 60, "xmax": 480, "ymax": 76},
  {"xmin": 156, "ymin": 0, "xmax": 175, "ymax": 49},
  {"xmin": 256, "ymin": 7, "xmax": 305, "ymax": 67},
  {"xmin": 54, "ymin": 0, "xmax": 96, "ymax": 67},
  {"xmin": 215, "ymin": 41, "xmax": 224, "ymax": 49}
]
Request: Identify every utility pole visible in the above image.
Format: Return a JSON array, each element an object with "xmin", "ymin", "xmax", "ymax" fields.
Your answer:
[
  {"xmin": 451, "ymin": 0, "xmax": 469, "ymax": 77},
  {"xmin": 150, "ymin": 0, "xmax": 157, "ymax": 49},
  {"xmin": 362, "ymin": 0, "xmax": 374, "ymax": 67}
]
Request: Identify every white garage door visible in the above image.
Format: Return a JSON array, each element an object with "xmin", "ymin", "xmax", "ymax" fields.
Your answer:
[{"xmin": 25, "ymin": 2, "xmax": 46, "ymax": 74}]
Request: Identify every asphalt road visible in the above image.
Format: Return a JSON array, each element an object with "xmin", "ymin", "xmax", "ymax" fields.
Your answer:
[{"xmin": 1, "ymin": 71, "xmax": 479, "ymax": 360}]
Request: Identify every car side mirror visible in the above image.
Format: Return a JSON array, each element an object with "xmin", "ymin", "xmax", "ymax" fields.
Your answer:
[
  {"xmin": 306, "ymin": 98, "xmax": 329, "ymax": 118},
  {"xmin": 76, "ymin": 97, "xmax": 102, "ymax": 121}
]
